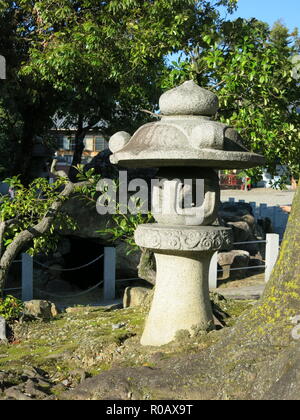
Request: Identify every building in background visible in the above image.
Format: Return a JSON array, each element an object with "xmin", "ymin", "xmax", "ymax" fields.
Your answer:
[{"xmin": 52, "ymin": 129, "xmax": 108, "ymax": 176}]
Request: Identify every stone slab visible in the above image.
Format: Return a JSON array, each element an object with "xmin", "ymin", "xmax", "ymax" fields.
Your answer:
[{"xmin": 214, "ymin": 284, "xmax": 265, "ymax": 300}]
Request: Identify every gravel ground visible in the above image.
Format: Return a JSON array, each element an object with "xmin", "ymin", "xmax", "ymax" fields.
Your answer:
[{"xmin": 221, "ymin": 188, "xmax": 295, "ymax": 206}]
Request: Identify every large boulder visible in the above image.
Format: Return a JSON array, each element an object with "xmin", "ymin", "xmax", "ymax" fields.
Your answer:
[
  {"xmin": 23, "ymin": 300, "xmax": 58, "ymax": 320},
  {"xmin": 218, "ymin": 250, "xmax": 250, "ymax": 279},
  {"xmin": 123, "ymin": 286, "xmax": 152, "ymax": 308},
  {"xmin": 219, "ymin": 201, "xmax": 272, "ymax": 256}
]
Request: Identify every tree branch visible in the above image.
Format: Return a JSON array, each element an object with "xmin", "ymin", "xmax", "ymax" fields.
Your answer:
[
  {"xmin": 140, "ymin": 109, "xmax": 162, "ymax": 119},
  {"xmin": 0, "ymin": 182, "xmax": 79, "ymax": 295}
]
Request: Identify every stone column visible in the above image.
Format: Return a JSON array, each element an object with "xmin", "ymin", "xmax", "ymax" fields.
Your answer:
[{"xmin": 135, "ymin": 225, "xmax": 232, "ymax": 346}]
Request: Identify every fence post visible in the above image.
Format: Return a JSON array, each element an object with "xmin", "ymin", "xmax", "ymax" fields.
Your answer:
[
  {"xmin": 265, "ymin": 234, "xmax": 280, "ymax": 283},
  {"xmin": 209, "ymin": 252, "xmax": 218, "ymax": 290},
  {"xmin": 22, "ymin": 253, "xmax": 33, "ymax": 301},
  {"xmin": 104, "ymin": 247, "xmax": 116, "ymax": 300}
]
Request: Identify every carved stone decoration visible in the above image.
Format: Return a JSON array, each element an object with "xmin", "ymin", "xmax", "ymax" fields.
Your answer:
[
  {"xmin": 152, "ymin": 167, "xmax": 220, "ymax": 226},
  {"xmin": 135, "ymin": 225, "xmax": 233, "ymax": 252}
]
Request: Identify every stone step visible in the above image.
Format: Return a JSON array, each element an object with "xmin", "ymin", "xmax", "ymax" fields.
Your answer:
[{"xmin": 213, "ymin": 284, "xmax": 265, "ymax": 300}]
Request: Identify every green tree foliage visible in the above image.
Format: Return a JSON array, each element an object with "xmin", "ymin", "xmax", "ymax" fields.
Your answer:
[
  {"xmin": 0, "ymin": 175, "xmax": 81, "ymax": 295},
  {"xmin": 0, "ymin": 1, "xmax": 238, "ymax": 181},
  {"xmin": 0, "ymin": 3, "xmax": 60, "ymax": 182},
  {"xmin": 4, "ymin": 0, "xmax": 236, "ymax": 180},
  {"xmin": 163, "ymin": 19, "xmax": 300, "ymax": 183},
  {"xmin": 0, "ymin": 295, "xmax": 23, "ymax": 320},
  {"xmin": 0, "ymin": 176, "xmax": 76, "ymax": 255}
]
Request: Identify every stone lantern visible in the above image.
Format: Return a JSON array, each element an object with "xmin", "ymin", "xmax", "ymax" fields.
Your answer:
[{"xmin": 109, "ymin": 81, "xmax": 264, "ymax": 346}]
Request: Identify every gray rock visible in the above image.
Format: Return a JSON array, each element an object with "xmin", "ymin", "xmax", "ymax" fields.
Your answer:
[
  {"xmin": 24, "ymin": 379, "xmax": 49, "ymax": 399},
  {"xmin": 226, "ymin": 221, "xmax": 251, "ymax": 242},
  {"xmin": 218, "ymin": 249, "xmax": 250, "ymax": 267},
  {"xmin": 112, "ymin": 322, "xmax": 126, "ymax": 330},
  {"xmin": 0, "ymin": 316, "xmax": 7, "ymax": 343},
  {"xmin": 123, "ymin": 286, "xmax": 152, "ymax": 308},
  {"xmin": 219, "ymin": 201, "xmax": 270, "ymax": 257},
  {"xmin": 23, "ymin": 300, "xmax": 58, "ymax": 320},
  {"xmin": 218, "ymin": 250, "xmax": 250, "ymax": 279},
  {"xmin": 69, "ymin": 369, "xmax": 89, "ymax": 384},
  {"xmin": 59, "ymin": 196, "xmax": 112, "ymax": 240},
  {"xmin": 4, "ymin": 386, "xmax": 33, "ymax": 400}
]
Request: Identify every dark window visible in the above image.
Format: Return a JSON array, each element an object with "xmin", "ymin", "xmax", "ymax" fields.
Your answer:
[{"xmin": 95, "ymin": 136, "xmax": 107, "ymax": 151}]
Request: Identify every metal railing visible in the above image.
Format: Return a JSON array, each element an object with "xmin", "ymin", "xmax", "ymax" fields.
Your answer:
[
  {"xmin": 3, "ymin": 247, "xmax": 117, "ymax": 301},
  {"xmin": 4, "ymin": 234, "xmax": 281, "ymax": 299}
]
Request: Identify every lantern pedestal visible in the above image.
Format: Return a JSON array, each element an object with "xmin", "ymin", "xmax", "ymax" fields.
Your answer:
[{"xmin": 135, "ymin": 225, "xmax": 232, "ymax": 346}]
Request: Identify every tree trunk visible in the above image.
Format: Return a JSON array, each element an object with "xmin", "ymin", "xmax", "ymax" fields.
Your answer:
[
  {"xmin": 68, "ymin": 116, "xmax": 87, "ymax": 182},
  {"xmin": 236, "ymin": 185, "xmax": 300, "ymax": 340}
]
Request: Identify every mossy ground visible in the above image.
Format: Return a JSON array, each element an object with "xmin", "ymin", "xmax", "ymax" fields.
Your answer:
[{"xmin": 0, "ymin": 297, "xmax": 253, "ymax": 398}]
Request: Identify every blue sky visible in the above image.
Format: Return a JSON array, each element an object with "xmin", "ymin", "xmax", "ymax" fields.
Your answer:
[{"xmin": 223, "ymin": 0, "xmax": 300, "ymax": 31}]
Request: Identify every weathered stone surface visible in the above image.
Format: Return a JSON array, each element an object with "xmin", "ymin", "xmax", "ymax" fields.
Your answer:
[
  {"xmin": 227, "ymin": 221, "xmax": 251, "ymax": 242},
  {"xmin": 159, "ymin": 80, "xmax": 219, "ymax": 116},
  {"xmin": 110, "ymin": 81, "xmax": 264, "ymax": 169},
  {"xmin": 152, "ymin": 167, "xmax": 220, "ymax": 226},
  {"xmin": 218, "ymin": 250, "xmax": 250, "ymax": 267},
  {"xmin": 23, "ymin": 300, "xmax": 58, "ymax": 320},
  {"xmin": 0, "ymin": 367, "xmax": 54, "ymax": 400},
  {"xmin": 109, "ymin": 131, "xmax": 131, "ymax": 153},
  {"xmin": 218, "ymin": 249, "xmax": 250, "ymax": 279},
  {"xmin": 4, "ymin": 386, "xmax": 33, "ymax": 400},
  {"xmin": 123, "ymin": 286, "xmax": 152, "ymax": 308},
  {"xmin": 219, "ymin": 201, "xmax": 272, "ymax": 257},
  {"xmin": 24, "ymin": 379, "xmax": 49, "ymax": 399},
  {"xmin": 62, "ymin": 340, "xmax": 300, "ymax": 400},
  {"xmin": 215, "ymin": 284, "xmax": 265, "ymax": 300},
  {"xmin": 140, "ymin": 250, "xmax": 216, "ymax": 346},
  {"xmin": 59, "ymin": 197, "xmax": 112, "ymax": 240},
  {"xmin": 137, "ymin": 249, "xmax": 156, "ymax": 285},
  {"xmin": 135, "ymin": 225, "xmax": 233, "ymax": 252}
]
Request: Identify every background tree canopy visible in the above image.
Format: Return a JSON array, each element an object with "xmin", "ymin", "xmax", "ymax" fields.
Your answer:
[
  {"xmin": 0, "ymin": 0, "xmax": 299, "ymax": 184},
  {"xmin": 163, "ymin": 18, "xmax": 300, "ymax": 183},
  {"xmin": 0, "ymin": 0, "xmax": 237, "ymax": 182}
]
